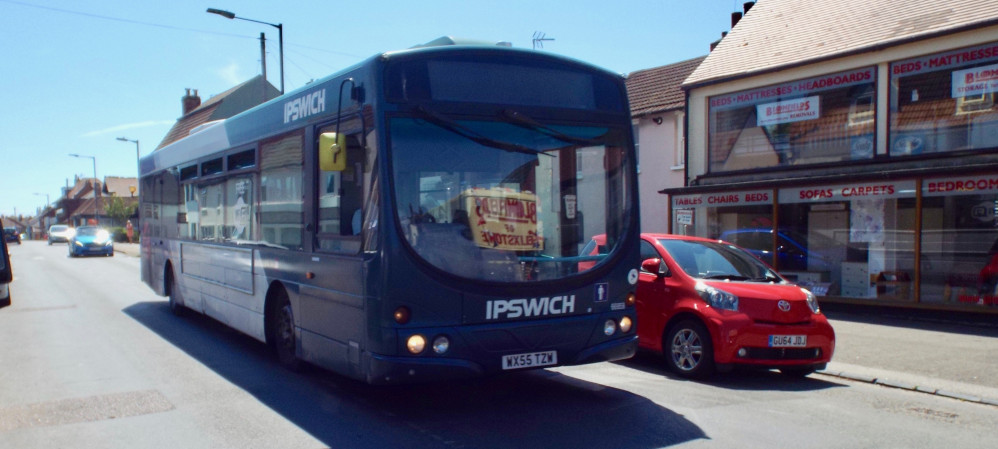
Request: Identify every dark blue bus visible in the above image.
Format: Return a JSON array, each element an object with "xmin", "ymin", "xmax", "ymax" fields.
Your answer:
[{"xmin": 139, "ymin": 38, "xmax": 640, "ymax": 384}]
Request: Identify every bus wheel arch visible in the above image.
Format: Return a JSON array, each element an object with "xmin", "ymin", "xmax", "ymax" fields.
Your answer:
[
  {"xmin": 265, "ymin": 282, "xmax": 302, "ymax": 372},
  {"xmin": 164, "ymin": 262, "xmax": 186, "ymax": 316}
]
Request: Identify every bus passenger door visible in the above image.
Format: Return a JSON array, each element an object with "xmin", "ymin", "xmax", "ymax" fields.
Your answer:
[{"xmin": 300, "ymin": 126, "xmax": 370, "ymax": 374}]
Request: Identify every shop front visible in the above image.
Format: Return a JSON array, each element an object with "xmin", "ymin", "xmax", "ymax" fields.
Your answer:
[{"xmin": 668, "ymin": 175, "xmax": 998, "ymax": 311}]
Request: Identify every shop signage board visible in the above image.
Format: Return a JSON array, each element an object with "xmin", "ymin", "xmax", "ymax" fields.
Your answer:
[
  {"xmin": 709, "ymin": 67, "xmax": 875, "ymax": 111},
  {"xmin": 676, "ymin": 209, "xmax": 694, "ymax": 225},
  {"xmin": 923, "ymin": 175, "xmax": 998, "ymax": 197},
  {"xmin": 779, "ymin": 180, "xmax": 917, "ymax": 204},
  {"xmin": 890, "ymin": 41, "xmax": 998, "ymax": 79},
  {"xmin": 671, "ymin": 190, "xmax": 772, "ymax": 209}
]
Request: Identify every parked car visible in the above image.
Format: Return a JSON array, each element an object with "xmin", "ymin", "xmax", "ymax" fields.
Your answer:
[
  {"xmin": 68, "ymin": 226, "xmax": 114, "ymax": 257},
  {"xmin": 635, "ymin": 233, "xmax": 835, "ymax": 378},
  {"xmin": 3, "ymin": 227, "xmax": 20, "ymax": 244},
  {"xmin": 48, "ymin": 225, "xmax": 74, "ymax": 245}
]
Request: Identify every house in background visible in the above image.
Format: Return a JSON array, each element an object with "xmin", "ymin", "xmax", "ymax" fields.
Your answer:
[
  {"xmin": 59, "ymin": 176, "xmax": 100, "ymax": 227},
  {"xmin": 626, "ymin": 56, "xmax": 706, "ymax": 232},
  {"xmin": 157, "ymin": 75, "xmax": 280, "ymax": 149}
]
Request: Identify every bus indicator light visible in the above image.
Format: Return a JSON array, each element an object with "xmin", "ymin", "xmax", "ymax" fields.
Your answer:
[{"xmin": 394, "ymin": 306, "xmax": 411, "ymax": 324}]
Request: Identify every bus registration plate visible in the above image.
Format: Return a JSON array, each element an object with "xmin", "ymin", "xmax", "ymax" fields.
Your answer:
[
  {"xmin": 502, "ymin": 351, "xmax": 557, "ymax": 370},
  {"xmin": 769, "ymin": 335, "xmax": 807, "ymax": 347}
]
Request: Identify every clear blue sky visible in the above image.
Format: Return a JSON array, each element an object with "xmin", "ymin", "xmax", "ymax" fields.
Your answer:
[{"xmin": 1, "ymin": 0, "xmax": 737, "ymax": 218}]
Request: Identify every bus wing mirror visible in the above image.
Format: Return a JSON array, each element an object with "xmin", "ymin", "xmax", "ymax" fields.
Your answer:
[{"xmin": 319, "ymin": 132, "xmax": 347, "ymax": 171}]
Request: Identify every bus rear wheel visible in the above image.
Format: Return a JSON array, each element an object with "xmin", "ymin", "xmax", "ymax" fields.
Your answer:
[
  {"xmin": 270, "ymin": 291, "xmax": 302, "ymax": 372},
  {"xmin": 166, "ymin": 268, "xmax": 186, "ymax": 317}
]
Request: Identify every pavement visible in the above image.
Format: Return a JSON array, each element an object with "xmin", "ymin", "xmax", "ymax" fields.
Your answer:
[
  {"xmin": 110, "ymin": 241, "xmax": 998, "ymax": 408},
  {"xmin": 818, "ymin": 304, "xmax": 998, "ymax": 408},
  {"xmin": 114, "ymin": 242, "xmax": 140, "ymax": 257}
]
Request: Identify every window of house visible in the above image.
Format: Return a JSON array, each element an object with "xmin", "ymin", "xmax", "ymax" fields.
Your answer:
[
  {"xmin": 707, "ymin": 67, "xmax": 877, "ymax": 173},
  {"xmin": 890, "ymin": 42, "xmax": 998, "ymax": 155}
]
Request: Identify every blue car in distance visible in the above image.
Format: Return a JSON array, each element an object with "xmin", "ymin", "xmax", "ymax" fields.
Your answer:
[{"xmin": 68, "ymin": 226, "xmax": 114, "ymax": 257}]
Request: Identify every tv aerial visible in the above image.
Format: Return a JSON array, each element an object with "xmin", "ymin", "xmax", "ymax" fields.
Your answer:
[{"xmin": 532, "ymin": 31, "xmax": 555, "ymax": 50}]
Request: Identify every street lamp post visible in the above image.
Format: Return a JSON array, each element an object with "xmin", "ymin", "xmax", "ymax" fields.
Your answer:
[
  {"xmin": 33, "ymin": 192, "xmax": 50, "ymax": 209},
  {"xmin": 116, "ymin": 137, "xmax": 140, "ymax": 174},
  {"xmin": 69, "ymin": 153, "xmax": 99, "ymax": 226},
  {"xmin": 33, "ymin": 192, "xmax": 51, "ymax": 235},
  {"xmin": 207, "ymin": 8, "xmax": 284, "ymax": 94}
]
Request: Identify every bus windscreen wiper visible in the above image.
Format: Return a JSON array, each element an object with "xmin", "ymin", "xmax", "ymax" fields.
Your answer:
[
  {"xmin": 500, "ymin": 109, "xmax": 604, "ymax": 146},
  {"xmin": 412, "ymin": 106, "xmax": 552, "ymax": 157}
]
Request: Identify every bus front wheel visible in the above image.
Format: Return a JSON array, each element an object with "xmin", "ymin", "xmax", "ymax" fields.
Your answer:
[{"xmin": 270, "ymin": 291, "xmax": 302, "ymax": 372}]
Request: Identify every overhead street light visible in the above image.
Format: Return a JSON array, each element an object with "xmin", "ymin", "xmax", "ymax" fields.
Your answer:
[
  {"xmin": 207, "ymin": 7, "xmax": 284, "ymax": 94},
  {"xmin": 116, "ymin": 137, "xmax": 140, "ymax": 174},
  {"xmin": 33, "ymin": 192, "xmax": 50, "ymax": 208},
  {"xmin": 69, "ymin": 153, "xmax": 99, "ymax": 226}
]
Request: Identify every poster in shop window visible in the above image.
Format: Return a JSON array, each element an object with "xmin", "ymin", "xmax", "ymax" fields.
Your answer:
[
  {"xmin": 850, "ymin": 198, "xmax": 885, "ymax": 243},
  {"xmin": 465, "ymin": 187, "xmax": 544, "ymax": 251},
  {"xmin": 756, "ymin": 95, "xmax": 821, "ymax": 127}
]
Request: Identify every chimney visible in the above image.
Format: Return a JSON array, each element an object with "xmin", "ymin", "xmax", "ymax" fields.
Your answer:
[
  {"xmin": 182, "ymin": 88, "xmax": 201, "ymax": 115},
  {"xmin": 731, "ymin": 11, "xmax": 743, "ymax": 28},
  {"xmin": 744, "ymin": 2, "xmax": 754, "ymax": 14}
]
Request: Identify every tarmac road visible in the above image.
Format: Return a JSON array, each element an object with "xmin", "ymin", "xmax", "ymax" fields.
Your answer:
[{"xmin": 111, "ymin": 242, "xmax": 998, "ymax": 406}]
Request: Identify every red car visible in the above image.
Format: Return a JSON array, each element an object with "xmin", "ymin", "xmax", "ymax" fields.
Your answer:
[{"xmin": 635, "ymin": 233, "xmax": 835, "ymax": 378}]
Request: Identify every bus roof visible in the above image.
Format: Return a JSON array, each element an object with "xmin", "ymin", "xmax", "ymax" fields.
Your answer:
[{"xmin": 143, "ymin": 38, "xmax": 624, "ymax": 176}]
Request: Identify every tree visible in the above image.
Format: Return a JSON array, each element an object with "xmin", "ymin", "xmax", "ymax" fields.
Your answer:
[{"xmin": 105, "ymin": 196, "xmax": 137, "ymax": 227}]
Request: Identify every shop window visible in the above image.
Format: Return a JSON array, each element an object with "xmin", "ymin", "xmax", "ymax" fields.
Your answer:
[
  {"xmin": 777, "ymin": 182, "xmax": 917, "ymax": 300},
  {"xmin": 707, "ymin": 67, "xmax": 876, "ymax": 173},
  {"xmin": 890, "ymin": 42, "xmax": 998, "ymax": 155},
  {"xmin": 670, "ymin": 190, "xmax": 774, "ymax": 258},
  {"xmin": 921, "ymin": 176, "xmax": 998, "ymax": 307}
]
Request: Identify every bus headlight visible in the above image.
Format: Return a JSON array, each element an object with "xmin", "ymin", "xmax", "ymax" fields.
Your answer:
[
  {"xmin": 406, "ymin": 334, "xmax": 426, "ymax": 354},
  {"xmin": 432, "ymin": 336, "xmax": 450, "ymax": 354},
  {"xmin": 619, "ymin": 316, "xmax": 633, "ymax": 333},
  {"xmin": 603, "ymin": 319, "xmax": 616, "ymax": 336},
  {"xmin": 625, "ymin": 292, "xmax": 636, "ymax": 307}
]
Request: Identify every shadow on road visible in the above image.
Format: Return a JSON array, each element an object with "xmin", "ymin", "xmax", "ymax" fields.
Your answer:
[
  {"xmin": 616, "ymin": 352, "xmax": 846, "ymax": 393},
  {"xmin": 123, "ymin": 301, "xmax": 706, "ymax": 448}
]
